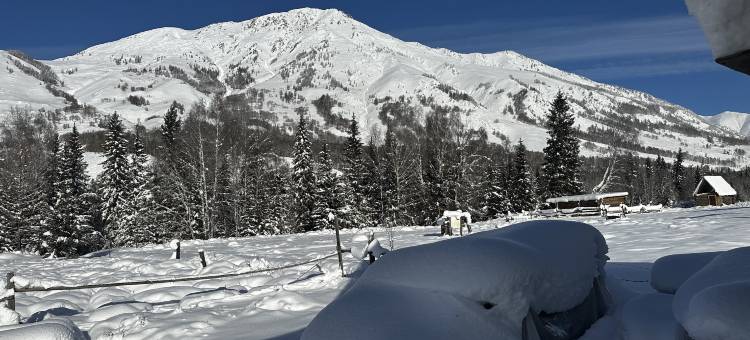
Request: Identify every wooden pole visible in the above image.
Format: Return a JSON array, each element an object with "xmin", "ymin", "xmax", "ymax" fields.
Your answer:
[
  {"xmin": 176, "ymin": 241, "xmax": 181, "ymax": 260},
  {"xmin": 335, "ymin": 218, "xmax": 344, "ymax": 277},
  {"xmin": 5, "ymin": 272, "xmax": 14, "ymax": 311},
  {"xmin": 198, "ymin": 250, "xmax": 207, "ymax": 268}
]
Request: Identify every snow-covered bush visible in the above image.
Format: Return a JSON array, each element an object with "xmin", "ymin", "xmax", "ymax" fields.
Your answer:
[{"xmin": 303, "ymin": 220, "xmax": 608, "ymax": 340}]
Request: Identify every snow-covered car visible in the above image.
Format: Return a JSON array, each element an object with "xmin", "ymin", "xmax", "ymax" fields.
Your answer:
[{"xmin": 302, "ymin": 220, "xmax": 610, "ymax": 340}]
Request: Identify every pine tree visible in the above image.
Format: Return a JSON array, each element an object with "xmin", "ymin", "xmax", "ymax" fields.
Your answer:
[
  {"xmin": 313, "ymin": 143, "xmax": 337, "ymax": 230},
  {"xmin": 43, "ymin": 133, "xmax": 62, "ymax": 207},
  {"xmin": 161, "ymin": 101, "xmax": 184, "ymax": 162},
  {"xmin": 45, "ymin": 126, "xmax": 96, "ymax": 257},
  {"xmin": 673, "ymin": 149, "xmax": 686, "ymax": 203},
  {"xmin": 0, "ymin": 189, "xmax": 16, "ymax": 252},
  {"xmin": 643, "ymin": 157, "xmax": 654, "ymax": 204},
  {"xmin": 509, "ymin": 140, "xmax": 536, "ymax": 213},
  {"xmin": 539, "ymin": 92, "xmax": 581, "ymax": 200},
  {"xmin": 115, "ymin": 132, "xmax": 155, "ymax": 246},
  {"xmin": 653, "ymin": 155, "xmax": 673, "ymax": 206},
  {"xmin": 99, "ymin": 113, "xmax": 133, "ymax": 240},
  {"xmin": 484, "ymin": 160, "xmax": 511, "ymax": 218},
  {"xmin": 341, "ymin": 114, "xmax": 370, "ymax": 228},
  {"xmin": 291, "ymin": 109, "xmax": 317, "ymax": 232}
]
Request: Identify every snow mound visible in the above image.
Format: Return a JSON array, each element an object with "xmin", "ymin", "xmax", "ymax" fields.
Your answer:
[
  {"xmin": 673, "ymin": 247, "xmax": 750, "ymax": 340},
  {"xmin": 651, "ymin": 252, "xmax": 721, "ymax": 294},
  {"xmin": 0, "ymin": 319, "xmax": 85, "ymax": 340},
  {"xmin": 683, "ymin": 281, "xmax": 750, "ymax": 340},
  {"xmin": 303, "ymin": 220, "xmax": 608, "ymax": 340},
  {"xmin": 88, "ymin": 302, "xmax": 153, "ymax": 322}
]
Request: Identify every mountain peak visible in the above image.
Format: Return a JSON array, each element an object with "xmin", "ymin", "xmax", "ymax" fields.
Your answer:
[{"xmin": 2, "ymin": 7, "xmax": 748, "ymax": 168}]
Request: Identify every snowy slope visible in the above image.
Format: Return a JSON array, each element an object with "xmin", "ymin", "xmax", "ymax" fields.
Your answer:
[
  {"xmin": 1, "ymin": 8, "xmax": 749, "ymax": 166},
  {"xmin": 2, "ymin": 205, "xmax": 750, "ymax": 339},
  {"xmin": 704, "ymin": 111, "xmax": 750, "ymax": 136}
]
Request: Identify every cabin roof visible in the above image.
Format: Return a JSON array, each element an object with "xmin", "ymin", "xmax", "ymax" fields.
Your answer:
[
  {"xmin": 546, "ymin": 192, "xmax": 629, "ymax": 204},
  {"xmin": 693, "ymin": 176, "xmax": 737, "ymax": 196}
]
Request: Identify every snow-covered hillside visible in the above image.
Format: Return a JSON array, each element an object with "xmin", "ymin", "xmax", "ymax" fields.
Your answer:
[
  {"xmin": 1, "ymin": 8, "xmax": 748, "ymax": 166},
  {"xmin": 2, "ymin": 205, "xmax": 750, "ymax": 339},
  {"xmin": 704, "ymin": 111, "xmax": 750, "ymax": 136}
]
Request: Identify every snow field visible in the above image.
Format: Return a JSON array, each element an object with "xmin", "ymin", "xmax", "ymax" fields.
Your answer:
[
  {"xmin": 303, "ymin": 220, "xmax": 608, "ymax": 340},
  {"xmin": 1, "ymin": 204, "xmax": 750, "ymax": 339}
]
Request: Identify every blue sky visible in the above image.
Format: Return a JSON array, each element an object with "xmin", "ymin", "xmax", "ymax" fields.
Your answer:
[{"xmin": 1, "ymin": 0, "xmax": 748, "ymax": 116}]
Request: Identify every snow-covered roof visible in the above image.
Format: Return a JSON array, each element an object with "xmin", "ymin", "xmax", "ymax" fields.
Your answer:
[
  {"xmin": 546, "ymin": 192, "xmax": 628, "ymax": 204},
  {"xmin": 693, "ymin": 176, "xmax": 737, "ymax": 196},
  {"xmin": 441, "ymin": 210, "xmax": 471, "ymax": 219}
]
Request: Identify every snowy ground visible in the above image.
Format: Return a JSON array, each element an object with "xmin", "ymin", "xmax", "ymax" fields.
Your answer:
[{"xmin": 2, "ymin": 204, "xmax": 750, "ymax": 339}]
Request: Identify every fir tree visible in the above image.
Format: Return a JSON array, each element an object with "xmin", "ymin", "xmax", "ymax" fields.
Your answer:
[
  {"xmin": 341, "ymin": 114, "xmax": 370, "ymax": 228},
  {"xmin": 291, "ymin": 109, "xmax": 317, "ymax": 232},
  {"xmin": 45, "ymin": 126, "xmax": 96, "ymax": 257},
  {"xmin": 99, "ymin": 113, "xmax": 133, "ymax": 238},
  {"xmin": 43, "ymin": 133, "xmax": 62, "ymax": 207},
  {"xmin": 115, "ymin": 132, "xmax": 155, "ymax": 246},
  {"xmin": 313, "ymin": 143, "xmax": 337, "ymax": 230},
  {"xmin": 161, "ymin": 101, "xmax": 184, "ymax": 162},
  {"xmin": 539, "ymin": 92, "xmax": 581, "ymax": 200},
  {"xmin": 509, "ymin": 140, "xmax": 536, "ymax": 213},
  {"xmin": 484, "ymin": 161, "xmax": 511, "ymax": 218},
  {"xmin": 673, "ymin": 148, "xmax": 686, "ymax": 202}
]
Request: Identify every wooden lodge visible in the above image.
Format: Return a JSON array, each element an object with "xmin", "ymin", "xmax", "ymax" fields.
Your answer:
[
  {"xmin": 693, "ymin": 176, "xmax": 737, "ymax": 206},
  {"xmin": 546, "ymin": 192, "xmax": 629, "ymax": 216}
]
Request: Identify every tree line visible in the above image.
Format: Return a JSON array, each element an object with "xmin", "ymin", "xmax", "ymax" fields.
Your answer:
[{"xmin": 0, "ymin": 93, "xmax": 743, "ymax": 256}]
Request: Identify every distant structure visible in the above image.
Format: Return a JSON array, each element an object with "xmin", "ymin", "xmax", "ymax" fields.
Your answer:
[
  {"xmin": 693, "ymin": 176, "xmax": 737, "ymax": 206},
  {"xmin": 546, "ymin": 192, "xmax": 629, "ymax": 216},
  {"xmin": 438, "ymin": 211, "xmax": 472, "ymax": 236}
]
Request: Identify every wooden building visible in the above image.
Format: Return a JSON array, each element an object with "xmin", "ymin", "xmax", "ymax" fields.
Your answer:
[
  {"xmin": 693, "ymin": 176, "xmax": 737, "ymax": 206},
  {"xmin": 545, "ymin": 192, "xmax": 629, "ymax": 216}
]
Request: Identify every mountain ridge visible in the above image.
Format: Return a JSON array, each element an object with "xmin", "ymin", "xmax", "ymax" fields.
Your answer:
[{"xmin": 1, "ymin": 7, "xmax": 748, "ymax": 167}]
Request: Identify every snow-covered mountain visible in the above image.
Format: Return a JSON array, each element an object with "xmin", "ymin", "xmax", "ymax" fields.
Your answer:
[
  {"xmin": 1, "ymin": 8, "xmax": 748, "ymax": 166},
  {"xmin": 704, "ymin": 111, "xmax": 750, "ymax": 137}
]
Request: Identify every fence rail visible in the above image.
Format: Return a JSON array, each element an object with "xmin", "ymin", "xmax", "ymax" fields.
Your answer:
[{"xmin": 11, "ymin": 252, "xmax": 339, "ymax": 293}]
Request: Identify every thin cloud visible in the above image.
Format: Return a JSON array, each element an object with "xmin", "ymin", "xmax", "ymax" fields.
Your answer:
[
  {"xmin": 573, "ymin": 58, "xmax": 721, "ymax": 79},
  {"xmin": 391, "ymin": 15, "xmax": 711, "ymax": 62}
]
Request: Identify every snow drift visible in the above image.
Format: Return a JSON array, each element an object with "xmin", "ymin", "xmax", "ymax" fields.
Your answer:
[
  {"xmin": 673, "ymin": 247, "xmax": 750, "ymax": 340},
  {"xmin": 302, "ymin": 220, "xmax": 609, "ymax": 340}
]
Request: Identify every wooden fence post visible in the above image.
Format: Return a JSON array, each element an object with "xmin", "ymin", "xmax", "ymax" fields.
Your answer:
[
  {"xmin": 4, "ymin": 272, "xmax": 14, "ymax": 311},
  {"xmin": 176, "ymin": 241, "xmax": 181, "ymax": 260},
  {"xmin": 334, "ymin": 216, "xmax": 344, "ymax": 277},
  {"xmin": 198, "ymin": 250, "xmax": 207, "ymax": 268}
]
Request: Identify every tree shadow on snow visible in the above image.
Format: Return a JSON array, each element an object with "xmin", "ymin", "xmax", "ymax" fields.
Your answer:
[{"xmin": 26, "ymin": 306, "xmax": 80, "ymax": 323}]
